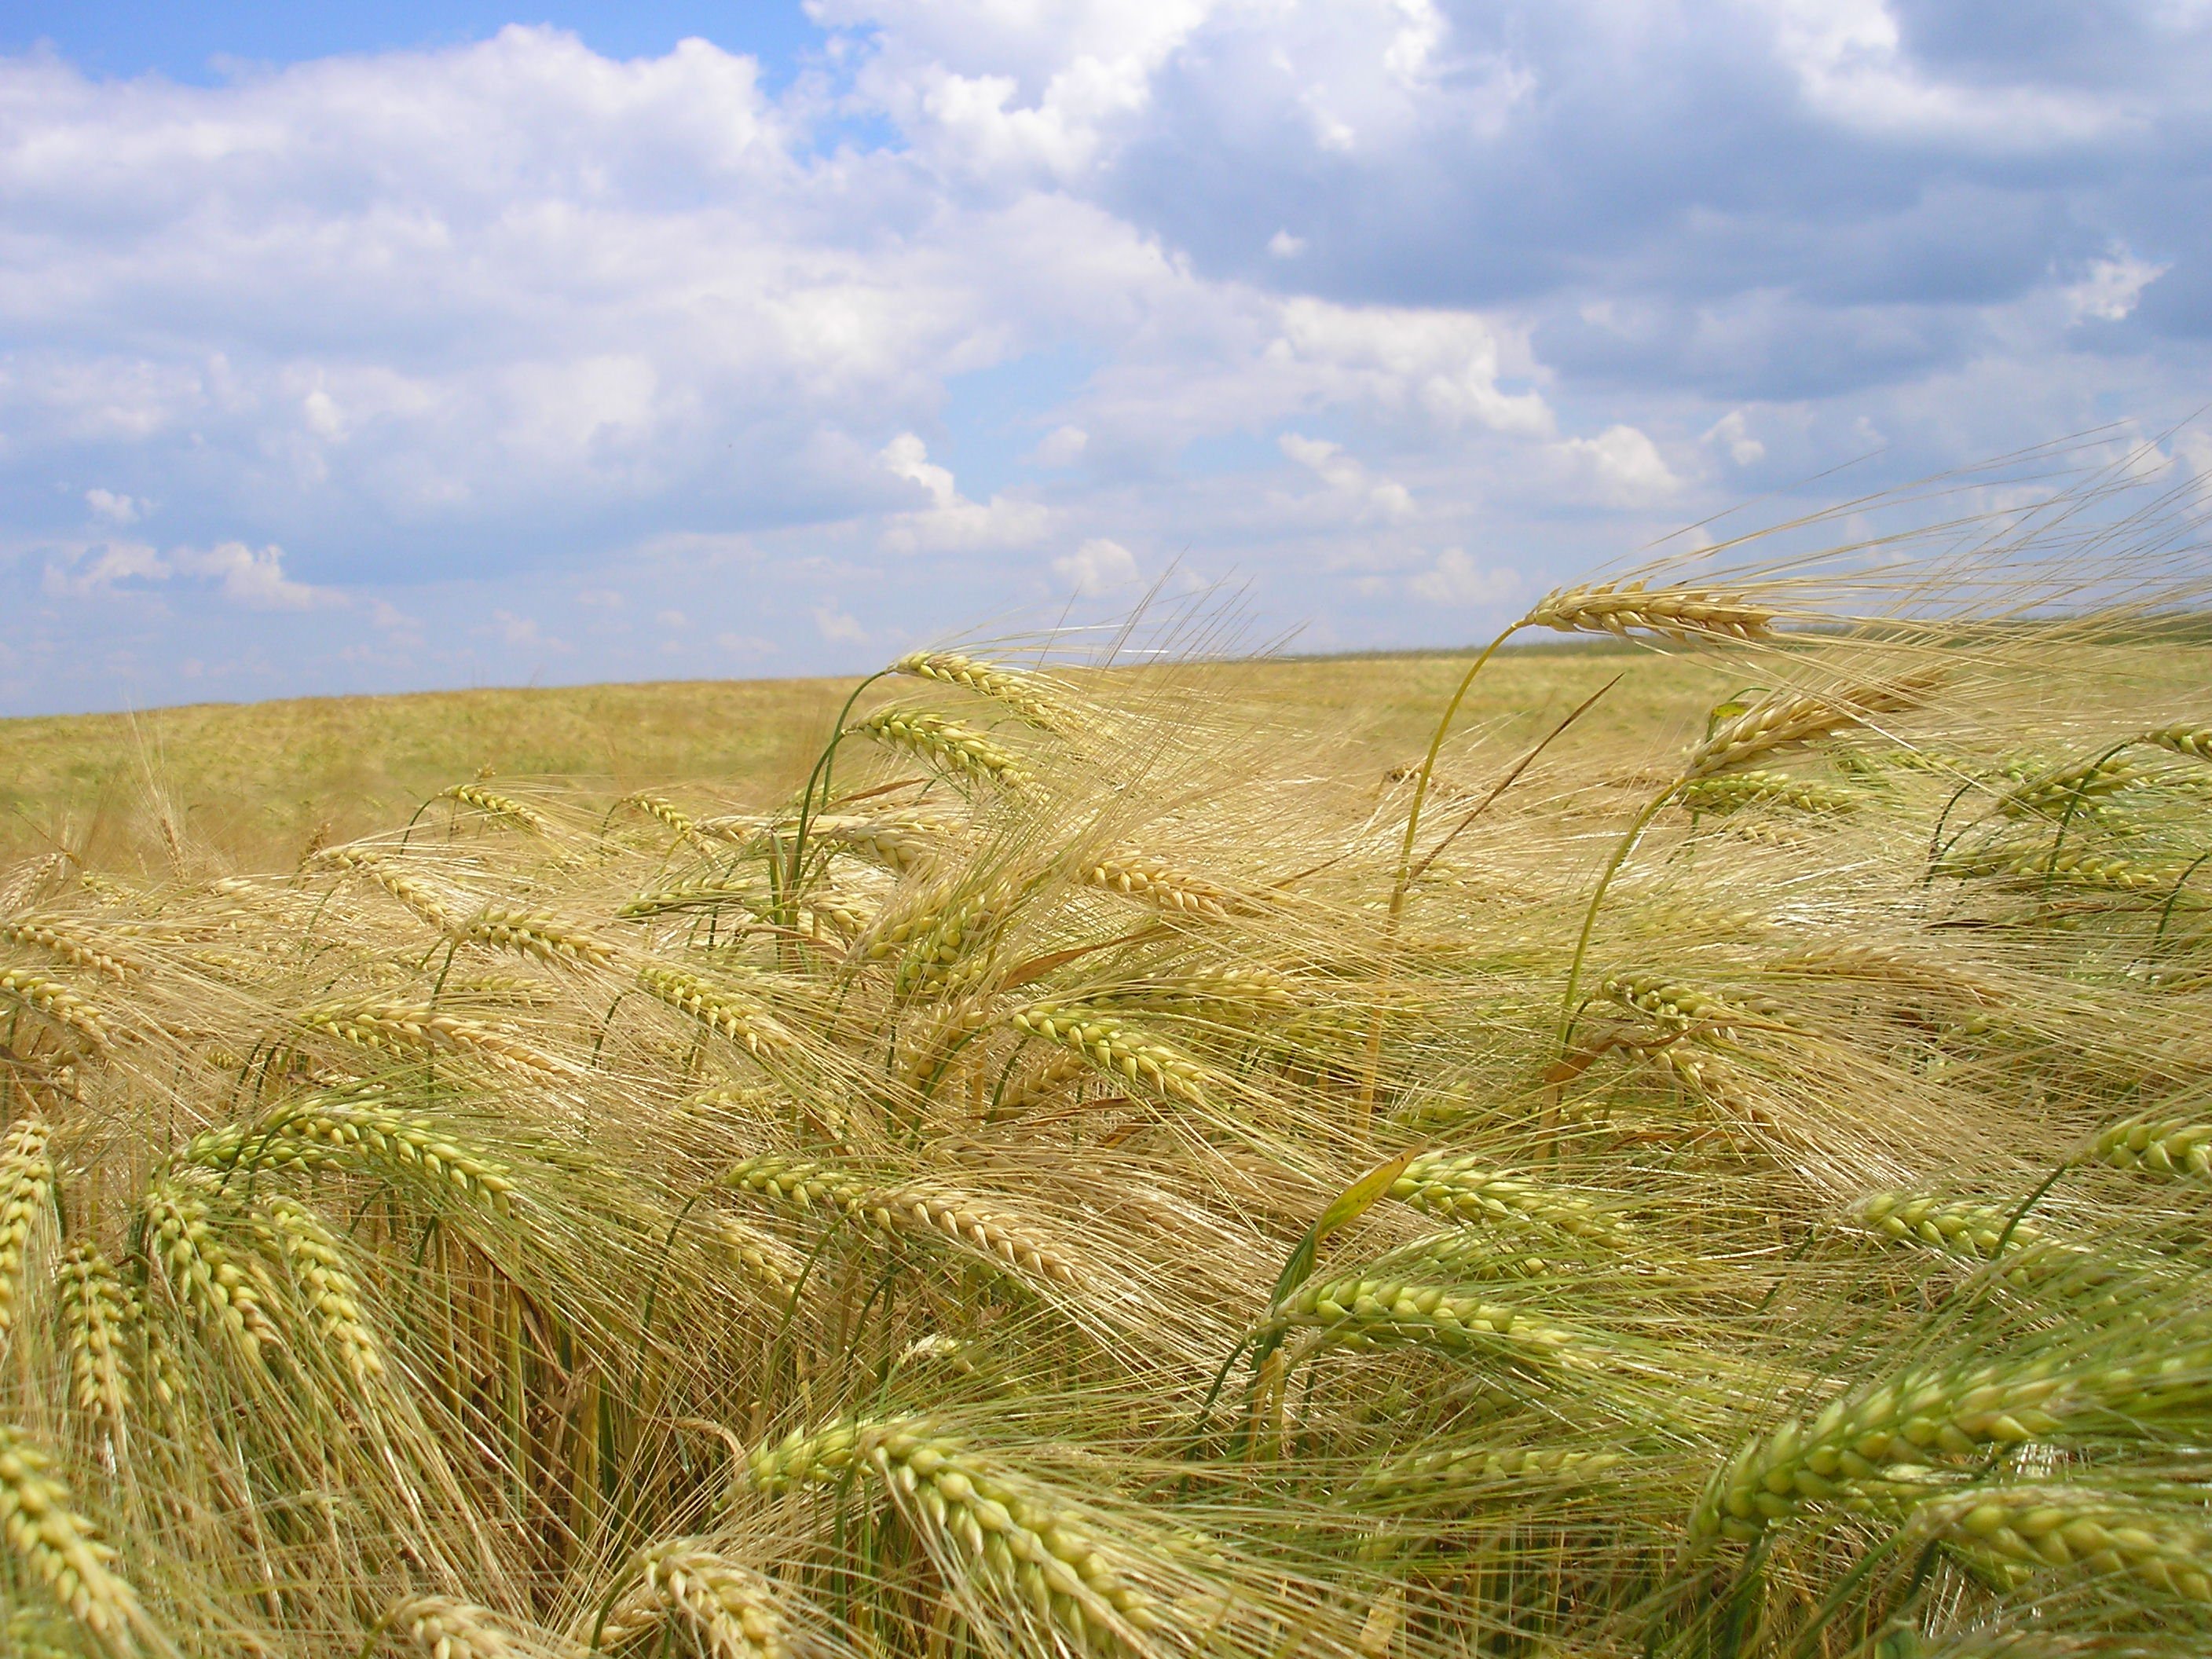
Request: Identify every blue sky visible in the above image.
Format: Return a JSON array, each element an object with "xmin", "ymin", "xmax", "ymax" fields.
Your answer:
[{"xmin": 2, "ymin": 1, "xmax": 2207, "ymax": 714}]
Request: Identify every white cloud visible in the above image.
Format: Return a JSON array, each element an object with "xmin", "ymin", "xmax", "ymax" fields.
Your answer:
[
  {"xmin": 174, "ymin": 542, "xmax": 339, "ymax": 610},
  {"xmin": 1053, "ymin": 536, "xmax": 1139, "ymax": 591},
  {"xmin": 1031, "ymin": 423, "xmax": 1089, "ymax": 466},
  {"xmin": 1279, "ymin": 434, "xmax": 1415, "ymax": 522},
  {"xmin": 1274, "ymin": 300, "xmax": 1553, "ymax": 436},
  {"xmin": 1267, "ymin": 229, "xmax": 1306, "ymax": 258},
  {"xmin": 2064, "ymin": 253, "xmax": 2170, "ymax": 323},
  {"xmin": 1555, "ymin": 425, "xmax": 1680, "ymax": 507},
  {"xmin": 878, "ymin": 433, "xmax": 1052, "ymax": 553},
  {"xmin": 813, "ymin": 604, "xmax": 869, "ymax": 644},
  {"xmin": 1703, "ymin": 411, "xmax": 1766, "ymax": 467},
  {"xmin": 84, "ymin": 487, "xmax": 141, "ymax": 525},
  {"xmin": 1409, "ymin": 547, "xmax": 1517, "ymax": 606}
]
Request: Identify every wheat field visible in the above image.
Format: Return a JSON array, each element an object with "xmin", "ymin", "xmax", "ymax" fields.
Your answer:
[{"xmin": 5, "ymin": 454, "xmax": 2212, "ymax": 1658}]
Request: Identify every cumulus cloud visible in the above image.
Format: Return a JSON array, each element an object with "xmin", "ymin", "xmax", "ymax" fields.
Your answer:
[
  {"xmin": 1053, "ymin": 537, "xmax": 1140, "ymax": 591},
  {"xmin": 1555, "ymin": 426, "xmax": 1680, "ymax": 507},
  {"xmin": 878, "ymin": 433, "xmax": 1053, "ymax": 554},
  {"xmin": 2, "ymin": 4, "xmax": 2209, "ymax": 713},
  {"xmin": 1409, "ymin": 548, "xmax": 1518, "ymax": 607}
]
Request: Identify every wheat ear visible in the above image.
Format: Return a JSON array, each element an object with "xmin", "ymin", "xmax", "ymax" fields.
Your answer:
[
  {"xmin": 893, "ymin": 650, "xmax": 1075, "ymax": 733},
  {"xmin": 57, "ymin": 1243, "xmax": 134, "ymax": 1440},
  {"xmin": 1008, "ymin": 1002, "xmax": 1214, "ymax": 1107},
  {"xmin": 296, "ymin": 999, "xmax": 572, "ymax": 1075},
  {"xmin": 0, "ymin": 917, "xmax": 140, "ymax": 981},
  {"xmin": 1900, "ymin": 1481, "xmax": 2212, "ymax": 1602},
  {"xmin": 638, "ymin": 965, "xmax": 793, "ymax": 1059},
  {"xmin": 438, "ymin": 786, "xmax": 550, "ymax": 833},
  {"xmin": 723, "ymin": 1156, "xmax": 1082, "ymax": 1290},
  {"xmin": 1521, "ymin": 580, "xmax": 1778, "ymax": 643},
  {"xmin": 1389, "ymin": 1151, "xmax": 1635, "ymax": 1247},
  {"xmin": 254, "ymin": 1196, "xmax": 384, "ymax": 1384},
  {"xmin": 853, "ymin": 708, "xmax": 1030, "ymax": 787},
  {"xmin": 1683, "ymin": 671, "xmax": 1943, "ymax": 780},
  {"xmin": 2091, "ymin": 1113, "xmax": 2212, "ymax": 1181},
  {"xmin": 140, "ymin": 1180, "xmax": 284, "ymax": 1360},
  {"xmin": 457, "ymin": 907, "xmax": 613, "ymax": 969},
  {"xmin": 386, "ymin": 1596, "xmax": 533, "ymax": 1659},
  {"xmin": 188, "ymin": 1097, "xmax": 515, "ymax": 1211},
  {"xmin": 1077, "ymin": 851, "xmax": 1240, "ymax": 920},
  {"xmin": 1675, "ymin": 771, "xmax": 1862, "ymax": 816},
  {"xmin": 0, "ymin": 1119, "xmax": 55, "ymax": 1342},
  {"xmin": 0, "ymin": 1423, "xmax": 152, "ymax": 1652},
  {"xmin": 2144, "ymin": 724, "xmax": 2212, "ymax": 760},
  {"xmin": 316, "ymin": 849, "xmax": 456, "ymax": 929},
  {"xmin": 617, "ymin": 1539, "xmax": 790, "ymax": 1659},
  {"xmin": 0, "ymin": 968, "xmax": 110, "ymax": 1050},
  {"xmin": 742, "ymin": 1417, "xmax": 1159, "ymax": 1650}
]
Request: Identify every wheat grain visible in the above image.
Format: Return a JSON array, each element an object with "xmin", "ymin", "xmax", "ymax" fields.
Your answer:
[
  {"xmin": 0, "ymin": 1119, "xmax": 54, "ymax": 1342},
  {"xmin": 0, "ymin": 968, "xmax": 110, "ymax": 1049},
  {"xmin": 459, "ymin": 907, "xmax": 613, "ymax": 969},
  {"xmin": 1866, "ymin": 1476, "xmax": 2212, "ymax": 1602},
  {"xmin": 439, "ymin": 786, "xmax": 550, "ymax": 833},
  {"xmin": 0, "ymin": 917, "xmax": 140, "ymax": 981},
  {"xmin": 0, "ymin": 1422, "xmax": 150, "ymax": 1651},
  {"xmin": 894, "ymin": 650, "xmax": 1075, "ymax": 733},
  {"xmin": 296, "ymin": 999, "xmax": 572, "ymax": 1074},
  {"xmin": 1601, "ymin": 973, "xmax": 1779, "ymax": 1043},
  {"xmin": 723, "ymin": 1156, "xmax": 1082, "ymax": 1290},
  {"xmin": 1854, "ymin": 1192, "xmax": 2047, "ymax": 1260},
  {"xmin": 57, "ymin": 1243, "xmax": 134, "ymax": 1439},
  {"xmin": 1008, "ymin": 1002, "xmax": 1214, "ymax": 1107},
  {"xmin": 1389, "ymin": 1152, "xmax": 1634, "ymax": 1247},
  {"xmin": 742, "ymin": 1416, "xmax": 1160, "ymax": 1650},
  {"xmin": 854, "ymin": 709, "xmax": 1030, "ymax": 788},
  {"xmin": 638, "ymin": 965, "xmax": 793, "ymax": 1059},
  {"xmin": 1520, "ymin": 581, "xmax": 1778, "ymax": 644}
]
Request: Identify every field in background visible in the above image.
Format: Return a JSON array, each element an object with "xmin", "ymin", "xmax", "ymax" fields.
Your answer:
[{"xmin": 0, "ymin": 646, "xmax": 1739, "ymax": 868}]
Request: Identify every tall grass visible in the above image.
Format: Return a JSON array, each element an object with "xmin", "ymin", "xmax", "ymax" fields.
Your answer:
[{"xmin": 3, "ymin": 444, "xmax": 2212, "ymax": 1656}]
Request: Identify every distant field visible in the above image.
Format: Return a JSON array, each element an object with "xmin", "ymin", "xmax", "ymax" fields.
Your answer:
[{"xmin": 0, "ymin": 646, "xmax": 1737, "ymax": 869}]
